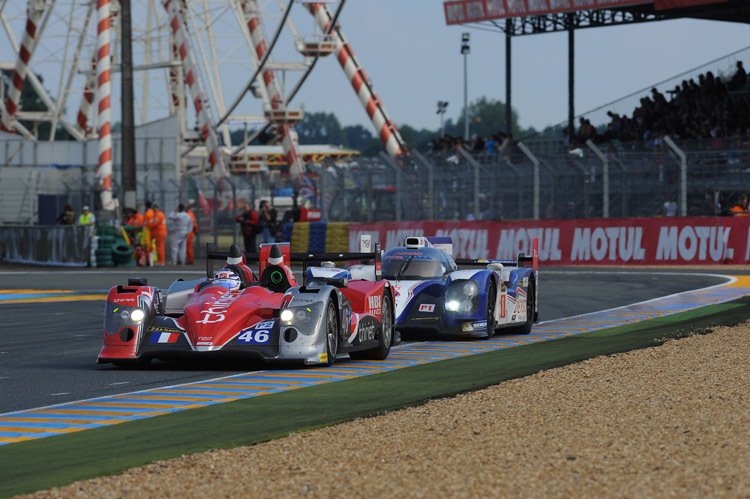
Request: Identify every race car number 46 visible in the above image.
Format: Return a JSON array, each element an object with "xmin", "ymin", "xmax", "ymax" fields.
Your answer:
[{"xmin": 237, "ymin": 322, "xmax": 274, "ymax": 344}]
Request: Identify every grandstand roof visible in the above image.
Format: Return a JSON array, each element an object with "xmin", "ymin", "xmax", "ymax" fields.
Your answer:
[{"xmin": 444, "ymin": 0, "xmax": 750, "ymax": 35}]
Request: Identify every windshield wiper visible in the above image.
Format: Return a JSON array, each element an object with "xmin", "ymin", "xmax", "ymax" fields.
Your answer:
[{"xmin": 396, "ymin": 256, "xmax": 413, "ymax": 281}]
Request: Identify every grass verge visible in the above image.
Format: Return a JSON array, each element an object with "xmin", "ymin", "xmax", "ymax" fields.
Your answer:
[{"xmin": 3, "ymin": 297, "xmax": 749, "ymax": 497}]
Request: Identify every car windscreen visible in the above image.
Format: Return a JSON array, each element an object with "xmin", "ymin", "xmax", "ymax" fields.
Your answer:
[{"xmin": 382, "ymin": 256, "xmax": 447, "ymax": 280}]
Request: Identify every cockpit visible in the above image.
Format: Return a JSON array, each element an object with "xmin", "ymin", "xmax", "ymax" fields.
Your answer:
[{"xmin": 382, "ymin": 247, "xmax": 453, "ymax": 281}]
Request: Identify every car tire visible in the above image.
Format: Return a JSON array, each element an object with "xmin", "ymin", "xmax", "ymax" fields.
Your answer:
[
  {"xmin": 481, "ymin": 282, "xmax": 496, "ymax": 339},
  {"xmin": 323, "ymin": 299, "xmax": 338, "ymax": 366},
  {"xmin": 512, "ymin": 280, "xmax": 535, "ymax": 335},
  {"xmin": 350, "ymin": 290, "xmax": 393, "ymax": 360}
]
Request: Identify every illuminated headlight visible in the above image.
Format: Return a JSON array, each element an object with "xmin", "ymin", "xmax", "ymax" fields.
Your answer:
[
  {"xmin": 280, "ymin": 303, "xmax": 322, "ymax": 331},
  {"xmin": 119, "ymin": 309, "xmax": 145, "ymax": 322},
  {"xmin": 280, "ymin": 309, "xmax": 294, "ymax": 322},
  {"xmin": 445, "ymin": 280, "xmax": 479, "ymax": 314}
]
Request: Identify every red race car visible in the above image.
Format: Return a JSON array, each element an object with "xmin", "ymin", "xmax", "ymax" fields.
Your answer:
[{"xmin": 98, "ymin": 242, "xmax": 395, "ymax": 367}]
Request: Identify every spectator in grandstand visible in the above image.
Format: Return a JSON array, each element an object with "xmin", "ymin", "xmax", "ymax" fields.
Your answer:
[
  {"xmin": 662, "ymin": 193, "xmax": 678, "ymax": 217},
  {"xmin": 729, "ymin": 61, "xmax": 746, "ymax": 91},
  {"xmin": 730, "ymin": 194, "xmax": 749, "ymax": 216},
  {"xmin": 699, "ymin": 190, "xmax": 721, "ymax": 216}
]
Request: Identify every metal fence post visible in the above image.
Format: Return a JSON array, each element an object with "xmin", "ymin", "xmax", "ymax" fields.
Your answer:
[
  {"xmin": 412, "ymin": 150, "xmax": 435, "ymax": 220},
  {"xmin": 664, "ymin": 135, "xmax": 687, "ymax": 217},
  {"xmin": 380, "ymin": 152, "xmax": 402, "ymax": 221},
  {"xmin": 320, "ymin": 163, "xmax": 328, "ymax": 222},
  {"xmin": 586, "ymin": 139, "xmax": 609, "ymax": 218},
  {"xmin": 205, "ymin": 176, "xmax": 218, "ymax": 246},
  {"xmin": 517, "ymin": 142, "xmax": 540, "ymax": 220},
  {"xmin": 457, "ymin": 147, "xmax": 480, "ymax": 220}
]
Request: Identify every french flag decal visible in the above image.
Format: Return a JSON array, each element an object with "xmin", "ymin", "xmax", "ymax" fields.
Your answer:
[{"xmin": 150, "ymin": 332, "xmax": 180, "ymax": 344}]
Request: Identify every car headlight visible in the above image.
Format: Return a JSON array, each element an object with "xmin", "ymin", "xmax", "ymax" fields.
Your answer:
[
  {"xmin": 280, "ymin": 303, "xmax": 323, "ymax": 332},
  {"xmin": 130, "ymin": 309, "xmax": 145, "ymax": 322},
  {"xmin": 445, "ymin": 280, "xmax": 478, "ymax": 314},
  {"xmin": 280, "ymin": 309, "xmax": 294, "ymax": 322}
]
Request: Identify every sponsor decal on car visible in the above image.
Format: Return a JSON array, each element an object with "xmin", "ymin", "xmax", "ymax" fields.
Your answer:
[
  {"xmin": 318, "ymin": 353, "xmax": 328, "ymax": 363},
  {"xmin": 461, "ymin": 321, "xmax": 487, "ymax": 332},
  {"xmin": 418, "ymin": 303, "xmax": 435, "ymax": 312},
  {"xmin": 149, "ymin": 332, "xmax": 180, "ymax": 344},
  {"xmin": 147, "ymin": 326, "xmax": 183, "ymax": 333},
  {"xmin": 113, "ymin": 297, "xmax": 136, "ymax": 304},
  {"xmin": 368, "ymin": 294, "xmax": 381, "ymax": 314},
  {"xmin": 196, "ymin": 290, "xmax": 241, "ymax": 324}
]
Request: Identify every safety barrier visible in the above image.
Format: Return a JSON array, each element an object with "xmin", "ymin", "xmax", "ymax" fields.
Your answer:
[
  {"xmin": 0, "ymin": 225, "xmax": 92, "ymax": 266},
  {"xmin": 348, "ymin": 217, "xmax": 750, "ymax": 266}
]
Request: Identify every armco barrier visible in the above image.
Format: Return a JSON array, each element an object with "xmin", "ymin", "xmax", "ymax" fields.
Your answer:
[
  {"xmin": 0, "ymin": 225, "xmax": 92, "ymax": 266},
  {"xmin": 349, "ymin": 217, "xmax": 750, "ymax": 266}
]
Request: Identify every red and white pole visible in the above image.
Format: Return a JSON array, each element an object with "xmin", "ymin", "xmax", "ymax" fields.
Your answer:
[
  {"xmin": 307, "ymin": 3, "xmax": 407, "ymax": 157},
  {"xmin": 242, "ymin": 0, "xmax": 304, "ymax": 183},
  {"xmin": 96, "ymin": 0, "xmax": 114, "ymax": 210},
  {"xmin": 163, "ymin": 0, "xmax": 226, "ymax": 178},
  {"xmin": 1, "ymin": 0, "xmax": 46, "ymax": 133},
  {"xmin": 75, "ymin": 57, "xmax": 96, "ymax": 136}
]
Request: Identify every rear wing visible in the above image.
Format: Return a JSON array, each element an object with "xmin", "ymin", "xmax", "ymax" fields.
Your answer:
[
  {"xmin": 454, "ymin": 238, "xmax": 539, "ymax": 272},
  {"xmin": 206, "ymin": 242, "xmax": 383, "ymax": 284}
]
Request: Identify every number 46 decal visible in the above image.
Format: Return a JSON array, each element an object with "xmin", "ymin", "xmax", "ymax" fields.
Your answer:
[{"xmin": 237, "ymin": 321, "xmax": 274, "ymax": 344}]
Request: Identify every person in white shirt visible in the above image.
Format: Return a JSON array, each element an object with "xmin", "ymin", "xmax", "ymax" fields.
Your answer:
[{"xmin": 167, "ymin": 204, "xmax": 194, "ymax": 264}]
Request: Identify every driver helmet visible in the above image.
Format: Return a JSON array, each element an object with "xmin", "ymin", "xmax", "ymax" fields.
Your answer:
[{"xmin": 212, "ymin": 267, "xmax": 241, "ymax": 290}]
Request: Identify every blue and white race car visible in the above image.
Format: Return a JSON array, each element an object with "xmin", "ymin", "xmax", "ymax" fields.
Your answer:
[{"xmin": 376, "ymin": 236, "xmax": 539, "ymax": 338}]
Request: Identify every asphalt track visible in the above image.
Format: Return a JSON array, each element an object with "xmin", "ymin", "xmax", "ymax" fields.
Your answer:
[{"xmin": 0, "ymin": 266, "xmax": 732, "ymax": 414}]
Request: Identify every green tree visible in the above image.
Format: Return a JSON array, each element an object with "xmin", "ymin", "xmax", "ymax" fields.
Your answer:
[
  {"xmin": 398, "ymin": 124, "xmax": 435, "ymax": 152},
  {"xmin": 296, "ymin": 111, "xmax": 344, "ymax": 145},
  {"xmin": 342, "ymin": 124, "xmax": 373, "ymax": 150},
  {"xmin": 455, "ymin": 96, "xmax": 523, "ymax": 139}
]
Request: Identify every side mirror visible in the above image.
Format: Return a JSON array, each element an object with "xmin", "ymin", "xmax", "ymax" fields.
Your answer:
[{"xmin": 487, "ymin": 263, "xmax": 504, "ymax": 272}]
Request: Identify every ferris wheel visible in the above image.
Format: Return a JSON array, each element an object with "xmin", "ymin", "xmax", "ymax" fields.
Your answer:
[{"xmin": 0, "ymin": 0, "xmax": 406, "ymax": 209}]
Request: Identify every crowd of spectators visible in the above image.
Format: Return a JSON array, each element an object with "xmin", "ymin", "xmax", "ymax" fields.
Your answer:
[
  {"xmin": 429, "ymin": 132, "xmax": 513, "ymax": 159},
  {"xmin": 578, "ymin": 61, "xmax": 750, "ymax": 148}
]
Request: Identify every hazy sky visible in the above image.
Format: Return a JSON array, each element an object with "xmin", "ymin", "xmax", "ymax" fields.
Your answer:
[{"xmin": 292, "ymin": 2, "xmax": 750, "ymax": 133}]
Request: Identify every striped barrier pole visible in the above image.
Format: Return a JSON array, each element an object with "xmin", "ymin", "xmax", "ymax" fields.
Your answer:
[
  {"xmin": 1, "ymin": 0, "xmax": 46, "ymax": 133},
  {"xmin": 75, "ymin": 57, "xmax": 96, "ymax": 136},
  {"xmin": 96, "ymin": 0, "xmax": 114, "ymax": 210},
  {"xmin": 241, "ymin": 0, "xmax": 304, "ymax": 183},
  {"xmin": 307, "ymin": 3, "xmax": 407, "ymax": 157},
  {"xmin": 162, "ymin": 0, "xmax": 226, "ymax": 178}
]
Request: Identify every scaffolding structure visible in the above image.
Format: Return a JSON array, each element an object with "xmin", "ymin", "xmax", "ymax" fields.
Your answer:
[{"xmin": 0, "ymin": 0, "xmax": 406, "ymax": 211}]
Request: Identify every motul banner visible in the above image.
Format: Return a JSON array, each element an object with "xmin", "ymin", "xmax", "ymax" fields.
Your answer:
[
  {"xmin": 654, "ymin": 0, "xmax": 726, "ymax": 9},
  {"xmin": 349, "ymin": 217, "xmax": 750, "ymax": 266},
  {"xmin": 444, "ymin": 0, "xmax": 652, "ymax": 25}
]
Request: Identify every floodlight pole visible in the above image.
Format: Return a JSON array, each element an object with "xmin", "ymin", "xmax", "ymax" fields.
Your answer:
[{"xmin": 461, "ymin": 33, "xmax": 470, "ymax": 141}]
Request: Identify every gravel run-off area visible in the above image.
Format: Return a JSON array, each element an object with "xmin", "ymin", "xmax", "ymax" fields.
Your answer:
[{"xmin": 24, "ymin": 322, "xmax": 749, "ymax": 498}]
